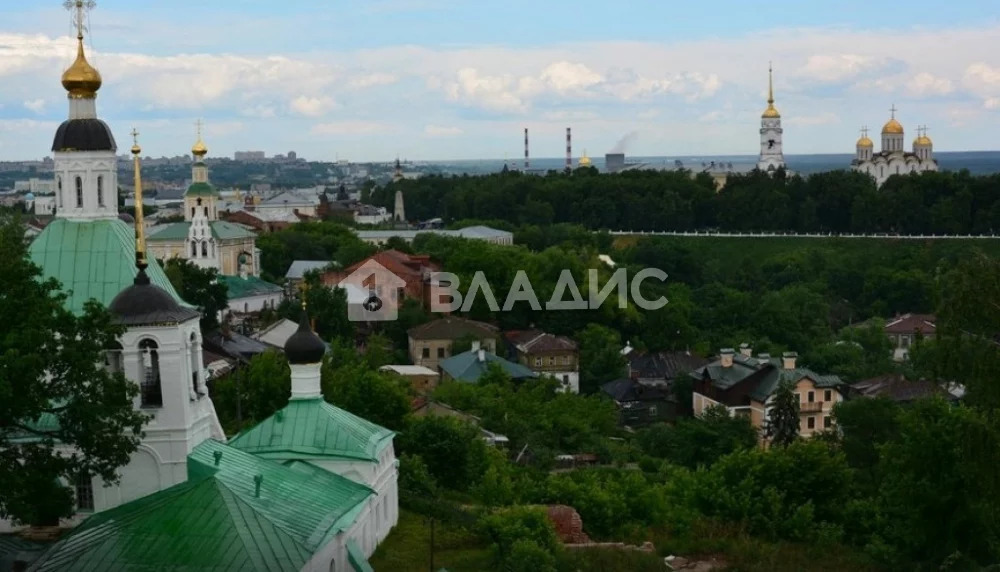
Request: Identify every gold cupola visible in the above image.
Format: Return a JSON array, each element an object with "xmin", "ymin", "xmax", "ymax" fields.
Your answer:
[
  {"xmin": 61, "ymin": 35, "xmax": 102, "ymax": 99},
  {"xmin": 762, "ymin": 63, "xmax": 780, "ymax": 119},
  {"xmin": 192, "ymin": 119, "xmax": 208, "ymax": 158},
  {"xmin": 857, "ymin": 135, "xmax": 874, "ymax": 148},
  {"xmin": 882, "ymin": 105, "xmax": 903, "ymax": 135},
  {"xmin": 579, "ymin": 150, "xmax": 592, "ymax": 167}
]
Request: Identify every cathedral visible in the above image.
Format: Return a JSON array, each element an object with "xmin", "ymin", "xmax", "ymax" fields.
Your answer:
[
  {"xmin": 757, "ymin": 64, "xmax": 785, "ymax": 172},
  {"xmin": 851, "ymin": 106, "xmax": 938, "ymax": 187},
  {"xmin": 146, "ymin": 127, "xmax": 261, "ymax": 277},
  {"xmin": 10, "ymin": 5, "xmax": 396, "ymax": 570}
]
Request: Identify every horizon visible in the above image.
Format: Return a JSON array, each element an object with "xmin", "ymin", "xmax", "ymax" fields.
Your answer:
[{"xmin": 1, "ymin": 1, "xmax": 999, "ymax": 162}]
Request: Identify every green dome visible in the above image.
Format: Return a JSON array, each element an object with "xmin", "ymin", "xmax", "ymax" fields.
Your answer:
[{"xmin": 186, "ymin": 181, "xmax": 217, "ymax": 197}]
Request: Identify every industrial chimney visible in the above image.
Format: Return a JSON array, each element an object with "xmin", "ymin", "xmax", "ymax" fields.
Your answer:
[
  {"xmin": 524, "ymin": 128, "xmax": 529, "ymax": 170},
  {"xmin": 566, "ymin": 127, "xmax": 572, "ymax": 171}
]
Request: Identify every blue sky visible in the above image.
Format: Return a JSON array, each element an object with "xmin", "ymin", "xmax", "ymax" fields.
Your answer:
[{"xmin": 1, "ymin": 1, "xmax": 998, "ymax": 161}]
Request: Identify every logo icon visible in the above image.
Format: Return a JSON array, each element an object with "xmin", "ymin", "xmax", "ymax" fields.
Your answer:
[{"xmin": 339, "ymin": 259, "xmax": 406, "ymax": 322}]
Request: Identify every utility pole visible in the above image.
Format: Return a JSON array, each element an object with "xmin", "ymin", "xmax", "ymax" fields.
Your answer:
[{"xmin": 426, "ymin": 517, "xmax": 436, "ymax": 571}]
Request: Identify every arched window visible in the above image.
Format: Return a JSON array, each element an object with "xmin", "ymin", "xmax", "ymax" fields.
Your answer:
[
  {"xmin": 191, "ymin": 241, "xmax": 197, "ymax": 257},
  {"xmin": 204, "ymin": 207, "xmax": 209, "ymax": 217},
  {"xmin": 104, "ymin": 341, "xmax": 124, "ymax": 375},
  {"xmin": 138, "ymin": 339, "xmax": 162, "ymax": 407},
  {"xmin": 210, "ymin": 242, "xmax": 215, "ymax": 256},
  {"xmin": 190, "ymin": 332, "xmax": 201, "ymax": 398},
  {"xmin": 191, "ymin": 207, "xmax": 196, "ymax": 218},
  {"xmin": 75, "ymin": 177, "xmax": 83, "ymax": 208},
  {"xmin": 97, "ymin": 176, "xmax": 104, "ymax": 207},
  {"xmin": 56, "ymin": 177, "xmax": 63, "ymax": 209},
  {"xmin": 201, "ymin": 241, "xmax": 208, "ymax": 256}
]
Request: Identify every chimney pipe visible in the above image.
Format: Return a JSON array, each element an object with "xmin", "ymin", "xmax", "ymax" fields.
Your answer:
[
  {"xmin": 739, "ymin": 343, "xmax": 752, "ymax": 358},
  {"xmin": 524, "ymin": 128, "xmax": 529, "ymax": 170},
  {"xmin": 782, "ymin": 352, "xmax": 798, "ymax": 370},
  {"xmin": 720, "ymin": 348, "xmax": 734, "ymax": 368},
  {"xmin": 566, "ymin": 127, "xmax": 572, "ymax": 171},
  {"xmin": 478, "ymin": 348, "xmax": 485, "ymax": 363},
  {"xmin": 471, "ymin": 340, "xmax": 481, "ymax": 352}
]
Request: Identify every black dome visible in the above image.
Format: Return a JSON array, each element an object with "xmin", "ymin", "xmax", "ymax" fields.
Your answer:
[
  {"xmin": 52, "ymin": 118, "xmax": 117, "ymax": 152},
  {"xmin": 109, "ymin": 269, "xmax": 200, "ymax": 326},
  {"xmin": 285, "ymin": 311, "xmax": 326, "ymax": 365}
]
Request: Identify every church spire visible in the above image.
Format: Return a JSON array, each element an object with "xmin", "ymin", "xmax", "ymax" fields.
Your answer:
[
  {"xmin": 762, "ymin": 62, "xmax": 780, "ymax": 118},
  {"xmin": 131, "ymin": 128, "xmax": 149, "ymax": 277}
]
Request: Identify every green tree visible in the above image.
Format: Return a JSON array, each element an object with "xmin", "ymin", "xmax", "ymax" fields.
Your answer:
[
  {"xmin": 0, "ymin": 216, "xmax": 147, "ymax": 525},
  {"xmin": 765, "ymin": 381, "xmax": 800, "ymax": 447},
  {"xmin": 210, "ymin": 350, "xmax": 291, "ymax": 434},
  {"xmin": 321, "ymin": 346, "xmax": 410, "ymax": 431},
  {"xmin": 576, "ymin": 323, "xmax": 626, "ymax": 394},
  {"xmin": 636, "ymin": 405, "xmax": 758, "ymax": 468},
  {"xmin": 302, "ymin": 272, "xmax": 354, "ymax": 343},
  {"xmin": 163, "ymin": 258, "xmax": 229, "ymax": 331},
  {"xmin": 478, "ymin": 506, "xmax": 561, "ymax": 569},
  {"xmin": 395, "ymin": 415, "xmax": 489, "ymax": 491}
]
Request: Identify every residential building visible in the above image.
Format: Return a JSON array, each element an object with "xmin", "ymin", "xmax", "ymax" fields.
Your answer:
[
  {"xmin": 504, "ymin": 330, "xmax": 580, "ymax": 393},
  {"xmin": 601, "ymin": 377, "xmax": 675, "ymax": 427},
  {"xmin": 407, "ymin": 316, "xmax": 499, "ymax": 369},
  {"xmin": 690, "ymin": 348, "xmax": 844, "ymax": 440},
  {"xmin": 286, "ymin": 260, "xmax": 336, "ymax": 288},
  {"xmin": 439, "ymin": 341, "xmax": 538, "ymax": 383},
  {"xmin": 324, "ymin": 250, "xmax": 440, "ymax": 311},
  {"xmin": 380, "ymin": 365, "xmax": 439, "ymax": 394},
  {"xmin": 850, "ymin": 373, "xmax": 961, "ymax": 403},
  {"xmin": 884, "ymin": 313, "xmax": 935, "ymax": 361},
  {"xmin": 627, "ymin": 350, "xmax": 709, "ymax": 386},
  {"xmin": 255, "ymin": 189, "xmax": 320, "ymax": 218},
  {"xmin": 220, "ymin": 274, "xmax": 284, "ymax": 315}
]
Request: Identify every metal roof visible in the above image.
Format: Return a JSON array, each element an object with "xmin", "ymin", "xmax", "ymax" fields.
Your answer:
[
  {"xmin": 439, "ymin": 350, "xmax": 538, "ymax": 383},
  {"xmin": 28, "ymin": 218, "xmax": 184, "ymax": 315},
  {"xmin": 147, "ymin": 221, "xmax": 256, "ymax": 242},
  {"xmin": 30, "ymin": 439, "xmax": 373, "ymax": 572},
  {"xmin": 285, "ymin": 260, "xmax": 334, "ymax": 279},
  {"xmin": 228, "ymin": 398, "xmax": 395, "ymax": 462},
  {"xmin": 220, "ymin": 275, "xmax": 283, "ymax": 300}
]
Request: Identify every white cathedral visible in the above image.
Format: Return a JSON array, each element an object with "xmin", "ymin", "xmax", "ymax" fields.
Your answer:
[
  {"xmin": 757, "ymin": 64, "xmax": 785, "ymax": 172},
  {"xmin": 8, "ymin": 5, "xmax": 397, "ymax": 571},
  {"xmin": 851, "ymin": 105, "xmax": 938, "ymax": 187}
]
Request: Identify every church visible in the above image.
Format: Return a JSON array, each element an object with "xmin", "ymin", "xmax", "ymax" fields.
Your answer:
[
  {"xmin": 851, "ymin": 106, "xmax": 938, "ymax": 187},
  {"xmin": 757, "ymin": 64, "xmax": 785, "ymax": 172},
  {"xmin": 145, "ymin": 127, "xmax": 261, "ymax": 277},
  {"xmin": 10, "ymin": 5, "xmax": 397, "ymax": 570}
]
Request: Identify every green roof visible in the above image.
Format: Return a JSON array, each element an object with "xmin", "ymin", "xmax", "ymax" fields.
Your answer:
[
  {"xmin": 147, "ymin": 220, "xmax": 257, "ymax": 242},
  {"xmin": 228, "ymin": 398, "xmax": 395, "ymax": 462},
  {"xmin": 347, "ymin": 539, "xmax": 374, "ymax": 572},
  {"xmin": 690, "ymin": 354, "xmax": 842, "ymax": 402},
  {"xmin": 28, "ymin": 218, "xmax": 184, "ymax": 315},
  {"xmin": 31, "ymin": 440, "xmax": 373, "ymax": 572},
  {"xmin": 221, "ymin": 275, "xmax": 283, "ymax": 300},
  {"xmin": 186, "ymin": 181, "xmax": 218, "ymax": 196},
  {"xmin": 440, "ymin": 350, "xmax": 539, "ymax": 383}
]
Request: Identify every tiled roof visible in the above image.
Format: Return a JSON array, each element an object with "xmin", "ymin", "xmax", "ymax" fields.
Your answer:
[
  {"xmin": 408, "ymin": 316, "xmax": 499, "ymax": 341},
  {"xmin": 505, "ymin": 330, "xmax": 578, "ymax": 353},
  {"xmin": 601, "ymin": 378, "xmax": 671, "ymax": 403},
  {"xmin": 439, "ymin": 350, "xmax": 538, "ymax": 383},
  {"xmin": 228, "ymin": 398, "xmax": 394, "ymax": 462},
  {"xmin": 884, "ymin": 313, "xmax": 936, "ymax": 335},
  {"xmin": 221, "ymin": 275, "xmax": 283, "ymax": 299},
  {"xmin": 691, "ymin": 353, "xmax": 842, "ymax": 403},
  {"xmin": 28, "ymin": 218, "xmax": 184, "ymax": 315},
  {"xmin": 29, "ymin": 440, "xmax": 372, "ymax": 572},
  {"xmin": 628, "ymin": 351, "xmax": 708, "ymax": 380},
  {"xmin": 851, "ymin": 373, "xmax": 953, "ymax": 402}
]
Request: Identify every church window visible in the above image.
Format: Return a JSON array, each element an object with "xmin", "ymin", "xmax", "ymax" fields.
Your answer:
[
  {"xmin": 97, "ymin": 176, "xmax": 104, "ymax": 207},
  {"xmin": 139, "ymin": 339, "xmax": 163, "ymax": 408},
  {"xmin": 204, "ymin": 206, "xmax": 209, "ymax": 217},
  {"xmin": 191, "ymin": 207, "xmax": 195, "ymax": 218},
  {"xmin": 201, "ymin": 241, "xmax": 208, "ymax": 256},
  {"xmin": 56, "ymin": 177, "xmax": 63, "ymax": 209},
  {"xmin": 880, "ymin": 167, "xmax": 885, "ymax": 178},
  {"xmin": 75, "ymin": 473, "xmax": 94, "ymax": 511},
  {"xmin": 75, "ymin": 177, "xmax": 83, "ymax": 208},
  {"xmin": 191, "ymin": 241, "xmax": 197, "ymax": 257},
  {"xmin": 896, "ymin": 166, "xmax": 900, "ymax": 175},
  {"xmin": 190, "ymin": 332, "xmax": 201, "ymax": 398},
  {"xmin": 104, "ymin": 341, "xmax": 124, "ymax": 375}
]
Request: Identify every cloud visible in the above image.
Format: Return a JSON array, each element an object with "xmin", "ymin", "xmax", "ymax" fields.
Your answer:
[
  {"xmin": 311, "ymin": 120, "xmax": 390, "ymax": 136},
  {"xmin": 785, "ymin": 112, "xmax": 840, "ymax": 126},
  {"xmin": 290, "ymin": 95, "xmax": 339, "ymax": 117},
  {"xmin": 424, "ymin": 124, "xmax": 463, "ymax": 137},
  {"xmin": 23, "ymin": 98, "xmax": 45, "ymax": 113},
  {"xmin": 348, "ymin": 73, "xmax": 397, "ymax": 89},
  {"xmin": 906, "ymin": 72, "xmax": 954, "ymax": 97}
]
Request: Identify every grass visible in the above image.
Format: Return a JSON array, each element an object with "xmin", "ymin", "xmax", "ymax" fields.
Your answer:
[{"xmin": 370, "ymin": 510, "xmax": 492, "ymax": 572}]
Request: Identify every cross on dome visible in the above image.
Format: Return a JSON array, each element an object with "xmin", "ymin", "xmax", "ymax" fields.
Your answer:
[
  {"xmin": 889, "ymin": 104, "xmax": 897, "ymax": 119},
  {"xmin": 65, "ymin": 0, "xmax": 96, "ymax": 40}
]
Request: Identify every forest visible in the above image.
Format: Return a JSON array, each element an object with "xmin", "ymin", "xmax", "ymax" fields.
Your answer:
[{"xmin": 368, "ymin": 167, "xmax": 1000, "ymax": 234}]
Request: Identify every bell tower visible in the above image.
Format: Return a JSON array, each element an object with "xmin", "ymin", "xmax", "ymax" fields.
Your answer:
[{"xmin": 757, "ymin": 63, "xmax": 786, "ymax": 173}]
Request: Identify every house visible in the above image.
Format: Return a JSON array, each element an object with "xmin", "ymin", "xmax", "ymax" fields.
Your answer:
[
  {"xmin": 286, "ymin": 260, "xmax": 336, "ymax": 288},
  {"xmin": 627, "ymin": 350, "xmax": 709, "ymax": 385},
  {"xmin": 220, "ymin": 274, "xmax": 284, "ymax": 315},
  {"xmin": 850, "ymin": 373, "xmax": 960, "ymax": 403},
  {"xmin": 884, "ymin": 313, "xmax": 935, "ymax": 361},
  {"xmin": 439, "ymin": 341, "xmax": 539, "ymax": 383},
  {"xmin": 254, "ymin": 318, "xmax": 303, "ymax": 349},
  {"xmin": 504, "ymin": 330, "xmax": 580, "ymax": 393},
  {"xmin": 255, "ymin": 189, "xmax": 320, "ymax": 218},
  {"xmin": 324, "ymin": 251, "xmax": 439, "ymax": 306},
  {"xmin": 601, "ymin": 377, "xmax": 675, "ymax": 427},
  {"xmin": 690, "ymin": 348, "xmax": 845, "ymax": 440},
  {"xmin": 379, "ymin": 364, "xmax": 439, "ymax": 394},
  {"xmin": 407, "ymin": 316, "xmax": 499, "ymax": 369}
]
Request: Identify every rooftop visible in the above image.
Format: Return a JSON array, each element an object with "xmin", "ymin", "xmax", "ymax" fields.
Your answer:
[
  {"xmin": 285, "ymin": 260, "xmax": 334, "ymax": 280},
  {"xmin": 220, "ymin": 275, "xmax": 283, "ymax": 300},
  {"xmin": 146, "ymin": 220, "xmax": 257, "ymax": 241},
  {"xmin": 440, "ymin": 349, "xmax": 538, "ymax": 383},
  {"xmin": 408, "ymin": 316, "xmax": 499, "ymax": 341}
]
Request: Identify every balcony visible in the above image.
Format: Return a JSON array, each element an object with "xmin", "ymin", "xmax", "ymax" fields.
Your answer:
[{"xmin": 799, "ymin": 401, "xmax": 823, "ymax": 414}]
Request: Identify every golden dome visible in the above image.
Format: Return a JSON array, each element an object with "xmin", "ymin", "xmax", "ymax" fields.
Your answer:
[
  {"xmin": 192, "ymin": 138, "xmax": 208, "ymax": 157},
  {"xmin": 914, "ymin": 135, "xmax": 932, "ymax": 146},
  {"xmin": 579, "ymin": 151, "xmax": 592, "ymax": 167},
  {"xmin": 762, "ymin": 104, "xmax": 780, "ymax": 119},
  {"xmin": 61, "ymin": 37, "xmax": 102, "ymax": 99},
  {"xmin": 857, "ymin": 136, "xmax": 874, "ymax": 148},
  {"xmin": 882, "ymin": 118, "xmax": 904, "ymax": 135}
]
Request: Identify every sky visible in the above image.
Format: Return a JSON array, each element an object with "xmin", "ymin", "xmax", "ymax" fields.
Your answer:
[{"xmin": 0, "ymin": 0, "xmax": 999, "ymax": 162}]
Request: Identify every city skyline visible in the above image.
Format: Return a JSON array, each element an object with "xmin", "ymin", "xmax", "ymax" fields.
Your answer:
[{"xmin": 0, "ymin": 1, "xmax": 998, "ymax": 161}]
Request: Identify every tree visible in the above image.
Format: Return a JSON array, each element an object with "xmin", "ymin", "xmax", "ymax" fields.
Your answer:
[
  {"xmin": 765, "ymin": 380, "xmax": 800, "ymax": 447},
  {"xmin": 636, "ymin": 405, "xmax": 758, "ymax": 468},
  {"xmin": 301, "ymin": 272, "xmax": 354, "ymax": 343},
  {"xmin": 0, "ymin": 216, "xmax": 146, "ymax": 525},
  {"xmin": 576, "ymin": 323, "xmax": 626, "ymax": 394},
  {"xmin": 163, "ymin": 258, "xmax": 228, "ymax": 331},
  {"xmin": 395, "ymin": 415, "xmax": 489, "ymax": 491},
  {"xmin": 321, "ymin": 343, "xmax": 410, "ymax": 431},
  {"xmin": 209, "ymin": 350, "xmax": 290, "ymax": 434}
]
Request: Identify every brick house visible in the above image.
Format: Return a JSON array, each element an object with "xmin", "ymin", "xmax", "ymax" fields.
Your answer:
[
  {"xmin": 407, "ymin": 317, "xmax": 499, "ymax": 370},
  {"xmin": 884, "ymin": 313, "xmax": 935, "ymax": 361},
  {"xmin": 504, "ymin": 330, "xmax": 579, "ymax": 393}
]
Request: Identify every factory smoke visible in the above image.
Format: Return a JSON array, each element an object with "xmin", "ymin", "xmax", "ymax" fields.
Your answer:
[{"xmin": 609, "ymin": 131, "xmax": 639, "ymax": 154}]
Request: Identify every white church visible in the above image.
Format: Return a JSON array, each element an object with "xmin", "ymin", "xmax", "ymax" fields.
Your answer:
[
  {"xmin": 9, "ymin": 4, "xmax": 397, "ymax": 571},
  {"xmin": 851, "ymin": 105, "xmax": 938, "ymax": 187},
  {"xmin": 757, "ymin": 64, "xmax": 786, "ymax": 172}
]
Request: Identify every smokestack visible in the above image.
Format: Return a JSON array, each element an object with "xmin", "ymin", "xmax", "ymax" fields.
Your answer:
[
  {"xmin": 566, "ymin": 127, "xmax": 572, "ymax": 171},
  {"xmin": 524, "ymin": 128, "xmax": 529, "ymax": 170}
]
